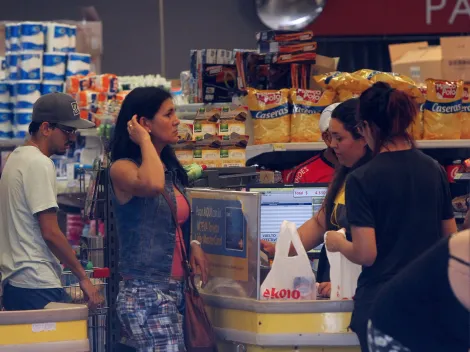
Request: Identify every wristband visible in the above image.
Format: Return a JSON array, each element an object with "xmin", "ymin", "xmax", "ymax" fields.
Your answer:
[{"xmin": 191, "ymin": 240, "xmax": 201, "ymax": 246}]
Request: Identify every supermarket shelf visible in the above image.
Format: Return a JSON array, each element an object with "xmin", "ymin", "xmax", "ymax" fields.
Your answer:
[
  {"xmin": 77, "ymin": 128, "xmax": 99, "ymax": 137},
  {"xmin": 246, "ymin": 140, "xmax": 470, "ymax": 161}
]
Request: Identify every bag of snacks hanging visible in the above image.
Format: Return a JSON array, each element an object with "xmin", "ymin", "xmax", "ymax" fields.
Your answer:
[
  {"xmin": 289, "ymin": 88, "xmax": 336, "ymax": 142},
  {"xmin": 247, "ymin": 88, "xmax": 290, "ymax": 145},
  {"xmin": 423, "ymin": 79, "xmax": 463, "ymax": 140},
  {"xmin": 461, "ymin": 84, "xmax": 470, "ymax": 139}
]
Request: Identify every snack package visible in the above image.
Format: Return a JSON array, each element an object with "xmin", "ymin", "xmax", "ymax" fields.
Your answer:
[
  {"xmin": 461, "ymin": 84, "xmax": 470, "ymax": 139},
  {"xmin": 177, "ymin": 119, "xmax": 194, "ymax": 142},
  {"xmin": 423, "ymin": 79, "xmax": 463, "ymax": 140},
  {"xmin": 290, "ymin": 89, "xmax": 336, "ymax": 142},
  {"xmin": 219, "ymin": 135, "xmax": 249, "ymax": 167},
  {"xmin": 202, "ymin": 64, "xmax": 237, "ymax": 103},
  {"xmin": 355, "ymin": 69, "xmax": 423, "ymax": 101},
  {"xmin": 247, "ymin": 88, "xmax": 290, "ymax": 145},
  {"xmin": 314, "ymin": 72, "xmax": 371, "ymax": 101},
  {"xmin": 219, "ymin": 106, "xmax": 247, "ymax": 139},
  {"xmin": 193, "ymin": 108, "xmax": 219, "ymax": 141},
  {"xmin": 256, "ymin": 30, "xmax": 314, "ymax": 43},
  {"xmin": 193, "ymin": 135, "xmax": 222, "ymax": 168},
  {"xmin": 258, "ymin": 41, "xmax": 317, "ymax": 54},
  {"xmin": 173, "ymin": 141, "xmax": 195, "ymax": 166}
]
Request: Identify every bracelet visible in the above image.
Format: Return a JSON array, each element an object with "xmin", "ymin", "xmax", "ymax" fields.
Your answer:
[{"xmin": 190, "ymin": 240, "xmax": 201, "ymax": 246}]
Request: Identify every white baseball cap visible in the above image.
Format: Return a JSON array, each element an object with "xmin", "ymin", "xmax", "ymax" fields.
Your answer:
[{"xmin": 319, "ymin": 103, "xmax": 341, "ymax": 133}]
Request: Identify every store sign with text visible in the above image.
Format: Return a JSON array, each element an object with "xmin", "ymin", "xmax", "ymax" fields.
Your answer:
[{"xmin": 307, "ymin": 0, "xmax": 470, "ymax": 36}]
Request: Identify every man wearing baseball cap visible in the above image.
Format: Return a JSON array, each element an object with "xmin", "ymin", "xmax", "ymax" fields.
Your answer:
[
  {"xmin": 284, "ymin": 103, "xmax": 340, "ymax": 183},
  {"xmin": 0, "ymin": 93, "xmax": 103, "ymax": 310}
]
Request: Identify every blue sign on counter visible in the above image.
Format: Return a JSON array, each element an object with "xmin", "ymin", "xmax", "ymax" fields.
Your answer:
[{"xmin": 191, "ymin": 198, "xmax": 247, "ymax": 259}]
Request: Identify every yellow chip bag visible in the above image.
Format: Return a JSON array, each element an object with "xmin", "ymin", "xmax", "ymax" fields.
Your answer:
[
  {"xmin": 423, "ymin": 79, "xmax": 463, "ymax": 140},
  {"xmin": 313, "ymin": 71, "xmax": 344, "ymax": 90},
  {"xmin": 408, "ymin": 104, "xmax": 424, "ymax": 140},
  {"xmin": 355, "ymin": 69, "xmax": 423, "ymax": 101},
  {"xmin": 289, "ymin": 89, "xmax": 336, "ymax": 142},
  {"xmin": 461, "ymin": 84, "xmax": 470, "ymax": 139},
  {"xmin": 247, "ymin": 88, "xmax": 290, "ymax": 145}
]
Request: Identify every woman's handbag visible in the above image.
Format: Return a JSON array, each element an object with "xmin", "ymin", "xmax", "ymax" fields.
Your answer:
[{"xmin": 161, "ymin": 191, "xmax": 218, "ymax": 352}]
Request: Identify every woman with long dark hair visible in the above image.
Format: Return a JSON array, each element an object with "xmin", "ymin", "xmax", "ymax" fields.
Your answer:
[
  {"xmin": 109, "ymin": 87, "xmax": 208, "ymax": 351},
  {"xmin": 325, "ymin": 82, "xmax": 457, "ymax": 351},
  {"xmin": 262, "ymin": 98, "xmax": 371, "ymax": 297}
]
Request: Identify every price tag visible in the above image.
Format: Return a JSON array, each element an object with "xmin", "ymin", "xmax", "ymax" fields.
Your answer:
[{"xmin": 272, "ymin": 143, "xmax": 286, "ymax": 152}]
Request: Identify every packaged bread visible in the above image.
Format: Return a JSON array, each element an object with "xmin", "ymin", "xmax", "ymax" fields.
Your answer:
[
  {"xmin": 461, "ymin": 84, "xmax": 470, "ymax": 139},
  {"xmin": 247, "ymin": 88, "xmax": 290, "ymax": 144},
  {"xmin": 423, "ymin": 79, "xmax": 463, "ymax": 140},
  {"xmin": 290, "ymin": 88, "xmax": 336, "ymax": 142}
]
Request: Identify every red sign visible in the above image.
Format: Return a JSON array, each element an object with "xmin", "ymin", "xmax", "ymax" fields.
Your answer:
[{"xmin": 307, "ymin": 0, "xmax": 470, "ymax": 36}]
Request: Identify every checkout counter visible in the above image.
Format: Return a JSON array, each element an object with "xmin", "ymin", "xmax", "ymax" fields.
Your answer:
[{"xmin": 188, "ymin": 188, "xmax": 360, "ymax": 352}]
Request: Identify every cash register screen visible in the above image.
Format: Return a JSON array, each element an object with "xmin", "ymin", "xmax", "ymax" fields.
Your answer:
[{"xmin": 248, "ymin": 184, "xmax": 328, "ymax": 253}]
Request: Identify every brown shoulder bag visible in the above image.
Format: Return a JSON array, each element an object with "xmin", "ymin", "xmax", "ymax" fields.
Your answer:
[{"xmin": 161, "ymin": 191, "xmax": 218, "ymax": 352}]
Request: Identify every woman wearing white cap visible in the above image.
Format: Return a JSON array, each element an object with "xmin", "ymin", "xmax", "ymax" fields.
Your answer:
[{"xmin": 262, "ymin": 99, "xmax": 372, "ymax": 297}]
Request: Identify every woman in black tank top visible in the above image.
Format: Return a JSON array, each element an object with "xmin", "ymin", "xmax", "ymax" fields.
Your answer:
[{"xmin": 368, "ymin": 230, "xmax": 470, "ymax": 352}]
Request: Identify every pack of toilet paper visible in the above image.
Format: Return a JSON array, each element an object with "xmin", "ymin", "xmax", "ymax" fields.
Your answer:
[
  {"xmin": 43, "ymin": 52, "xmax": 67, "ymax": 81},
  {"xmin": 15, "ymin": 81, "xmax": 41, "ymax": 109},
  {"xmin": 66, "ymin": 53, "xmax": 91, "ymax": 77},
  {"xmin": 5, "ymin": 23, "xmax": 21, "ymax": 52},
  {"xmin": 18, "ymin": 51, "xmax": 43, "ymax": 80},
  {"xmin": 0, "ymin": 110, "xmax": 14, "ymax": 139},
  {"xmin": 13, "ymin": 109, "xmax": 33, "ymax": 139},
  {"xmin": 20, "ymin": 22, "xmax": 45, "ymax": 51}
]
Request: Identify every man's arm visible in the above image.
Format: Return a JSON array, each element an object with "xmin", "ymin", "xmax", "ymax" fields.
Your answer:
[{"xmin": 37, "ymin": 209, "xmax": 87, "ymax": 281}]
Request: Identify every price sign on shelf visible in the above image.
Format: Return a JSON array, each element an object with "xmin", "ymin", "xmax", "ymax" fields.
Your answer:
[
  {"xmin": 293, "ymin": 188, "xmax": 328, "ymax": 198},
  {"xmin": 272, "ymin": 143, "xmax": 286, "ymax": 152}
]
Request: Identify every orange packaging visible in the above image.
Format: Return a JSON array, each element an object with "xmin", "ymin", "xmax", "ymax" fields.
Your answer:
[
  {"xmin": 423, "ymin": 79, "xmax": 463, "ymax": 140},
  {"xmin": 65, "ymin": 75, "xmax": 83, "ymax": 94},
  {"xmin": 461, "ymin": 84, "xmax": 470, "ymax": 139},
  {"xmin": 94, "ymin": 74, "xmax": 119, "ymax": 94},
  {"xmin": 76, "ymin": 90, "xmax": 107, "ymax": 109}
]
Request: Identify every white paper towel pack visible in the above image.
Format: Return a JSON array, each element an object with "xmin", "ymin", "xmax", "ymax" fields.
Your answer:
[
  {"xmin": 6, "ymin": 52, "xmax": 19, "ymax": 80},
  {"xmin": 0, "ymin": 82, "xmax": 10, "ymax": 110},
  {"xmin": 8, "ymin": 82, "xmax": 16, "ymax": 110},
  {"xmin": 41, "ymin": 81, "xmax": 64, "ymax": 95},
  {"xmin": 5, "ymin": 23, "xmax": 21, "ymax": 52},
  {"xmin": 0, "ymin": 110, "xmax": 14, "ymax": 139},
  {"xmin": 43, "ymin": 52, "xmax": 67, "ymax": 81},
  {"xmin": 20, "ymin": 22, "xmax": 44, "ymax": 51},
  {"xmin": 66, "ymin": 53, "xmax": 91, "ymax": 77},
  {"xmin": 15, "ymin": 81, "xmax": 41, "ymax": 109},
  {"xmin": 45, "ymin": 22, "xmax": 69, "ymax": 52},
  {"xmin": 18, "ymin": 51, "xmax": 42, "ymax": 80},
  {"xmin": 14, "ymin": 109, "xmax": 33, "ymax": 139}
]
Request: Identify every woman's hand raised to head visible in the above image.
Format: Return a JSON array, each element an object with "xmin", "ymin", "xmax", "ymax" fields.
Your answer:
[{"xmin": 127, "ymin": 115, "xmax": 151, "ymax": 146}]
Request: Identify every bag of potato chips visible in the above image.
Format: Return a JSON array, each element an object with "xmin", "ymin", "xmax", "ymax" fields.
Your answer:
[
  {"xmin": 423, "ymin": 79, "xmax": 463, "ymax": 140},
  {"xmin": 462, "ymin": 84, "xmax": 470, "ymax": 139},
  {"xmin": 247, "ymin": 88, "xmax": 290, "ymax": 145},
  {"xmin": 355, "ymin": 69, "xmax": 423, "ymax": 102},
  {"xmin": 314, "ymin": 72, "xmax": 370, "ymax": 102},
  {"xmin": 290, "ymin": 89, "xmax": 336, "ymax": 142}
]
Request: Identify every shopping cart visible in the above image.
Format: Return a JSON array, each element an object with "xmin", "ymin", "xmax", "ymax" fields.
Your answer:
[{"xmin": 61, "ymin": 267, "xmax": 110, "ymax": 352}]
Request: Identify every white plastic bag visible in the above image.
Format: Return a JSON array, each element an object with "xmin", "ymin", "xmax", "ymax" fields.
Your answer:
[
  {"xmin": 261, "ymin": 221, "xmax": 317, "ymax": 300},
  {"xmin": 324, "ymin": 229, "xmax": 362, "ymax": 300}
]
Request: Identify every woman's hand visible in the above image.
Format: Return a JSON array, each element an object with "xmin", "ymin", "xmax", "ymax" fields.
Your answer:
[
  {"xmin": 318, "ymin": 282, "xmax": 331, "ymax": 298},
  {"xmin": 261, "ymin": 240, "xmax": 275, "ymax": 258},
  {"xmin": 190, "ymin": 243, "xmax": 209, "ymax": 286},
  {"xmin": 127, "ymin": 115, "xmax": 151, "ymax": 146},
  {"xmin": 325, "ymin": 230, "xmax": 346, "ymax": 253}
]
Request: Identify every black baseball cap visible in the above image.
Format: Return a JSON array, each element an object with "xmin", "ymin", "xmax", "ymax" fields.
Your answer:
[{"xmin": 32, "ymin": 93, "xmax": 95, "ymax": 129}]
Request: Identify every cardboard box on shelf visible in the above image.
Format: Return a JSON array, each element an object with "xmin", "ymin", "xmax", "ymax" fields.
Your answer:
[
  {"xmin": 310, "ymin": 54, "xmax": 340, "ymax": 90},
  {"xmin": 389, "ymin": 37, "xmax": 470, "ymax": 83}
]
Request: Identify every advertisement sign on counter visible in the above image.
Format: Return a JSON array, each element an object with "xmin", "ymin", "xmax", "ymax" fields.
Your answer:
[{"xmin": 191, "ymin": 198, "xmax": 249, "ymax": 281}]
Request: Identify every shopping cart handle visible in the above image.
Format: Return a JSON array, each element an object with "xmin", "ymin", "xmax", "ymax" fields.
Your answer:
[{"xmin": 92, "ymin": 267, "xmax": 110, "ymax": 278}]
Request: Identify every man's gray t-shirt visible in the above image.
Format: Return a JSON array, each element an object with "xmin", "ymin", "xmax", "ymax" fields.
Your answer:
[{"xmin": 0, "ymin": 146, "xmax": 62, "ymax": 289}]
